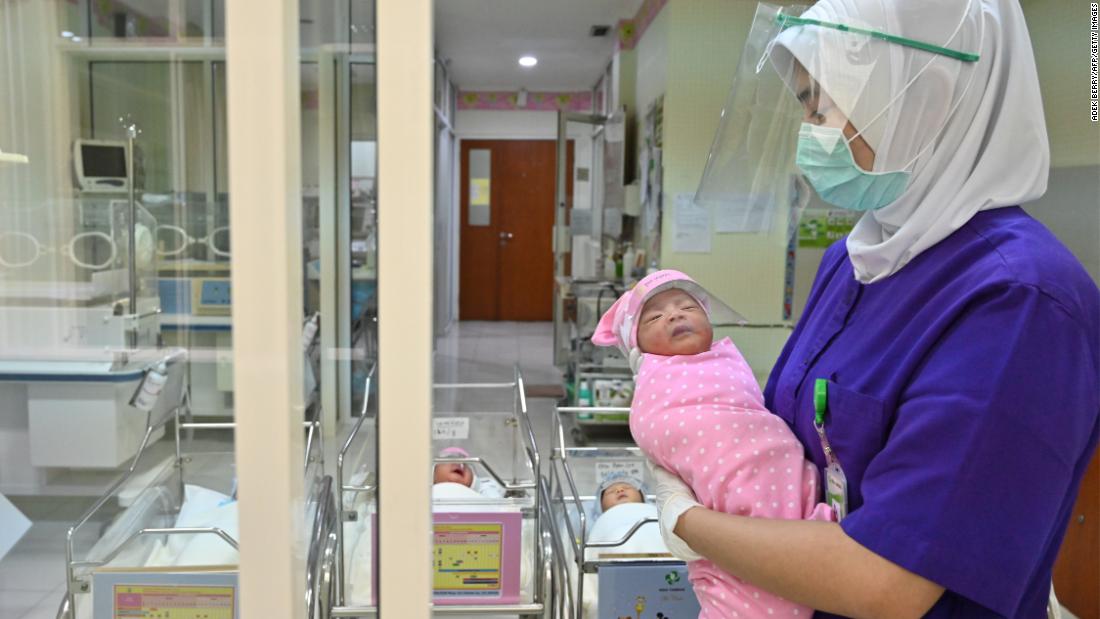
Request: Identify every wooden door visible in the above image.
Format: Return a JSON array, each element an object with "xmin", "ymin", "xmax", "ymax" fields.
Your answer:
[
  {"xmin": 1054, "ymin": 450, "xmax": 1100, "ymax": 619},
  {"xmin": 459, "ymin": 139, "xmax": 573, "ymax": 321}
]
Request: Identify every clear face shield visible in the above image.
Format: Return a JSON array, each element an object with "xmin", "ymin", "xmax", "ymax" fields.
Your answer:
[{"xmin": 694, "ymin": 1, "xmax": 982, "ymax": 220}]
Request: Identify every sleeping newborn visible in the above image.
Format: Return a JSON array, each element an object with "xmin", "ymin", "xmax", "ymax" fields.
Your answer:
[
  {"xmin": 585, "ymin": 471, "xmax": 667, "ymax": 554},
  {"xmin": 581, "ymin": 472, "xmax": 670, "ymax": 618},
  {"xmin": 593, "ymin": 269, "xmax": 832, "ymax": 619}
]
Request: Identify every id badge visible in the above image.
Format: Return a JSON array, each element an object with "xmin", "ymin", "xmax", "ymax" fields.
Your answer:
[{"xmin": 825, "ymin": 462, "xmax": 848, "ymax": 522}]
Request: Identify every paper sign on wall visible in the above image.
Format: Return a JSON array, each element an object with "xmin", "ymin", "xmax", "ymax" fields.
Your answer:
[
  {"xmin": 433, "ymin": 417, "xmax": 470, "ymax": 440},
  {"xmin": 673, "ymin": 194, "xmax": 711, "ymax": 253},
  {"xmin": 471, "ymin": 178, "xmax": 490, "ymax": 206}
]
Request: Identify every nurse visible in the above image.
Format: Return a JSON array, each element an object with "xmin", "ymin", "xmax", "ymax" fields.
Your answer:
[{"xmin": 654, "ymin": 0, "xmax": 1100, "ymax": 617}]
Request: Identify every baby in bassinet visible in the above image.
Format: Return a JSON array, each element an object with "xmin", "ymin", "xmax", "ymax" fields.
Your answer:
[
  {"xmin": 592, "ymin": 269, "xmax": 832, "ymax": 619},
  {"xmin": 597, "ymin": 472, "xmax": 646, "ymax": 514},
  {"xmin": 433, "ymin": 445, "xmax": 505, "ymax": 499},
  {"xmin": 586, "ymin": 471, "xmax": 667, "ymax": 553}
]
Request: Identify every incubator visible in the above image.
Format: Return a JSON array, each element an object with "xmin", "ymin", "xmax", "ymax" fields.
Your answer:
[{"xmin": 0, "ymin": 196, "xmax": 186, "ymax": 481}]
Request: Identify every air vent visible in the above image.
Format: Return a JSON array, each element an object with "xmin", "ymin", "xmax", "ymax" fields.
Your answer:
[{"xmin": 589, "ymin": 24, "xmax": 611, "ymax": 37}]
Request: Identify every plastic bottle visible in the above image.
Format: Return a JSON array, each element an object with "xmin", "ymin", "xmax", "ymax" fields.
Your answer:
[
  {"xmin": 603, "ymin": 255, "xmax": 616, "ymax": 280},
  {"xmin": 577, "ymin": 379, "xmax": 593, "ymax": 419},
  {"xmin": 622, "ymin": 244, "xmax": 636, "ymax": 280},
  {"xmin": 578, "ymin": 379, "xmax": 592, "ymax": 405},
  {"xmin": 131, "ymin": 363, "xmax": 168, "ymax": 412}
]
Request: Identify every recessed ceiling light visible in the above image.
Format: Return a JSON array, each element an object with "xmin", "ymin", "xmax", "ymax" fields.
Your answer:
[
  {"xmin": 518, "ymin": 56, "xmax": 538, "ymax": 68},
  {"xmin": 60, "ymin": 31, "xmax": 74, "ymax": 38}
]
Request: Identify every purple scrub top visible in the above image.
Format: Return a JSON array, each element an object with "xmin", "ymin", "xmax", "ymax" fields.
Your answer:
[{"xmin": 764, "ymin": 206, "xmax": 1100, "ymax": 618}]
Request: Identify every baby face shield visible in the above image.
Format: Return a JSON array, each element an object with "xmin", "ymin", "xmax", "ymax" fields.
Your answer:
[{"xmin": 694, "ymin": 1, "xmax": 982, "ymax": 215}]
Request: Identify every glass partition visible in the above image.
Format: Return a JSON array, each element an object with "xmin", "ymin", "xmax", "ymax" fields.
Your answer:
[{"xmin": 0, "ymin": 1, "xmax": 379, "ymax": 617}]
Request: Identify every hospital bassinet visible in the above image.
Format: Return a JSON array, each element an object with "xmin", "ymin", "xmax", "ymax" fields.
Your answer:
[
  {"xmin": 54, "ymin": 394, "xmax": 334, "ymax": 619},
  {"xmin": 551, "ymin": 406, "xmax": 699, "ymax": 619},
  {"xmin": 55, "ymin": 317, "xmax": 338, "ymax": 619},
  {"xmin": 330, "ymin": 366, "xmax": 566, "ymax": 618}
]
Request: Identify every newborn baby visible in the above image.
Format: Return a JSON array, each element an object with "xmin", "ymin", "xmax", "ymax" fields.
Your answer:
[
  {"xmin": 599, "ymin": 475, "xmax": 645, "ymax": 513},
  {"xmin": 593, "ymin": 269, "xmax": 832, "ymax": 619},
  {"xmin": 432, "ymin": 446, "xmax": 504, "ymax": 499},
  {"xmin": 583, "ymin": 472, "xmax": 670, "ymax": 618},
  {"xmin": 586, "ymin": 471, "xmax": 666, "ymax": 552},
  {"xmin": 346, "ymin": 446, "xmax": 511, "ymax": 606}
]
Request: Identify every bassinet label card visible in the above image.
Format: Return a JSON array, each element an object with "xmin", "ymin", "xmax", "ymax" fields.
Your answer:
[
  {"xmin": 595, "ymin": 460, "xmax": 645, "ymax": 485},
  {"xmin": 113, "ymin": 584, "xmax": 234, "ymax": 619},
  {"xmin": 433, "ymin": 523, "xmax": 504, "ymax": 593},
  {"xmin": 92, "ymin": 569, "xmax": 238, "ymax": 619},
  {"xmin": 433, "ymin": 417, "xmax": 470, "ymax": 440},
  {"xmin": 432, "ymin": 511, "xmax": 522, "ymax": 604}
]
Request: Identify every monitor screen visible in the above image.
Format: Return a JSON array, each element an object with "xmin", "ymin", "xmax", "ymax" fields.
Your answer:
[{"xmin": 81, "ymin": 144, "xmax": 127, "ymax": 177}]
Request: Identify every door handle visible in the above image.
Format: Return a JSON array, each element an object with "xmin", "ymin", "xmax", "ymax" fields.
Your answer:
[{"xmin": 499, "ymin": 231, "xmax": 514, "ymax": 241}]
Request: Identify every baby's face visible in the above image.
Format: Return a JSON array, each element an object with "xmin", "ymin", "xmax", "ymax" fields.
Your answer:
[
  {"xmin": 600, "ymin": 482, "xmax": 644, "ymax": 512},
  {"xmin": 636, "ymin": 289, "xmax": 713, "ymax": 356},
  {"xmin": 433, "ymin": 462, "xmax": 474, "ymax": 487}
]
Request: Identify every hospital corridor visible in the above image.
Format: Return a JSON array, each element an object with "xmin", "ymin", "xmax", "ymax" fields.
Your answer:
[{"xmin": 0, "ymin": 1, "xmax": 1098, "ymax": 618}]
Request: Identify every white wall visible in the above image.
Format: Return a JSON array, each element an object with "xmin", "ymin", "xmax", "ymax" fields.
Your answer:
[
  {"xmin": 1021, "ymin": 0, "xmax": 1100, "ymax": 168},
  {"xmin": 1018, "ymin": 0, "xmax": 1100, "ymax": 285},
  {"xmin": 457, "ymin": 109, "xmax": 561, "ymax": 138}
]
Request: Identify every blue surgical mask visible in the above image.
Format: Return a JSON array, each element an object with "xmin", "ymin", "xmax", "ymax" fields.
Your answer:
[{"xmin": 795, "ymin": 123, "xmax": 910, "ymax": 211}]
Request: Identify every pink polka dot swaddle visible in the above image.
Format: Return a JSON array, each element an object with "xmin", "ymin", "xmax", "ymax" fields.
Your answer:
[{"xmin": 631, "ymin": 338, "xmax": 833, "ymax": 618}]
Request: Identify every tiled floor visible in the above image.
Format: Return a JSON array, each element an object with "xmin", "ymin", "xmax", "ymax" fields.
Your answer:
[
  {"xmin": 433, "ymin": 320, "xmax": 562, "ymax": 387},
  {"xmin": 0, "ymin": 510, "xmax": 94, "ymax": 617}
]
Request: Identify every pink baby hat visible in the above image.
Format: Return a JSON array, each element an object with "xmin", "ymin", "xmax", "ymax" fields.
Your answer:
[
  {"xmin": 591, "ymin": 269, "xmax": 746, "ymax": 371},
  {"xmin": 437, "ymin": 446, "xmax": 472, "ymax": 473}
]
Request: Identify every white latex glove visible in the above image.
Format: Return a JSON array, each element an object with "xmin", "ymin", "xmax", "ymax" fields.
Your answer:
[{"xmin": 647, "ymin": 459, "xmax": 704, "ymax": 562}]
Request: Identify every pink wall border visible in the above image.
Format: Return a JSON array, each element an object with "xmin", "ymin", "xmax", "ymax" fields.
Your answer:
[
  {"xmin": 618, "ymin": 0, "xmax": 669, "ymax": 51},
  {"xmin": 456, "ymin": 90, "xmax": 593, "ymax": 112}
]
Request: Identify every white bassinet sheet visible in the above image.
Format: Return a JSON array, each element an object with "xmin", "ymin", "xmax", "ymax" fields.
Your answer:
[{"xmin": 573, "ymin": 501, "xmax": 671, "ymax": 617}]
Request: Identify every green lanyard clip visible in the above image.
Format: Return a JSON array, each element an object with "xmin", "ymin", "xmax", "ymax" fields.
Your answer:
[{"xmin": 813, "ymin": 378, "xmax": 828, "ymax": 428}]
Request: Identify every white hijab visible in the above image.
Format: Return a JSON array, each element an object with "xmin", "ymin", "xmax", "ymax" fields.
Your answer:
[{"xmin": 774, "ymin": 0, "xmax": 1049, "ymax": 283}]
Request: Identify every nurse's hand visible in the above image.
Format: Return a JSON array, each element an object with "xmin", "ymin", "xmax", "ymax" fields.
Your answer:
[{"xmin": 647, "ymin": 459, "xmax": 704, "ymax": 562}]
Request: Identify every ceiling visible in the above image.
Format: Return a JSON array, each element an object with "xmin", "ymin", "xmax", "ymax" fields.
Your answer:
[{"xmin": 434, "ymin": 0, "xmax": 644, "ymax": 91}]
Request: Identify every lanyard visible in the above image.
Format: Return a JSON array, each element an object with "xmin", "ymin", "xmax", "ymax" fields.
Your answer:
[{"xmin": 814, "ymin": 378, "xmax": 849, "ymax": 521}]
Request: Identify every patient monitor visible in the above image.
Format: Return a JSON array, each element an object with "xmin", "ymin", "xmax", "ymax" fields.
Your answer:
[{"xmin": 73, "ymin": 139, "xmax": 130, "ymax": 193}]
